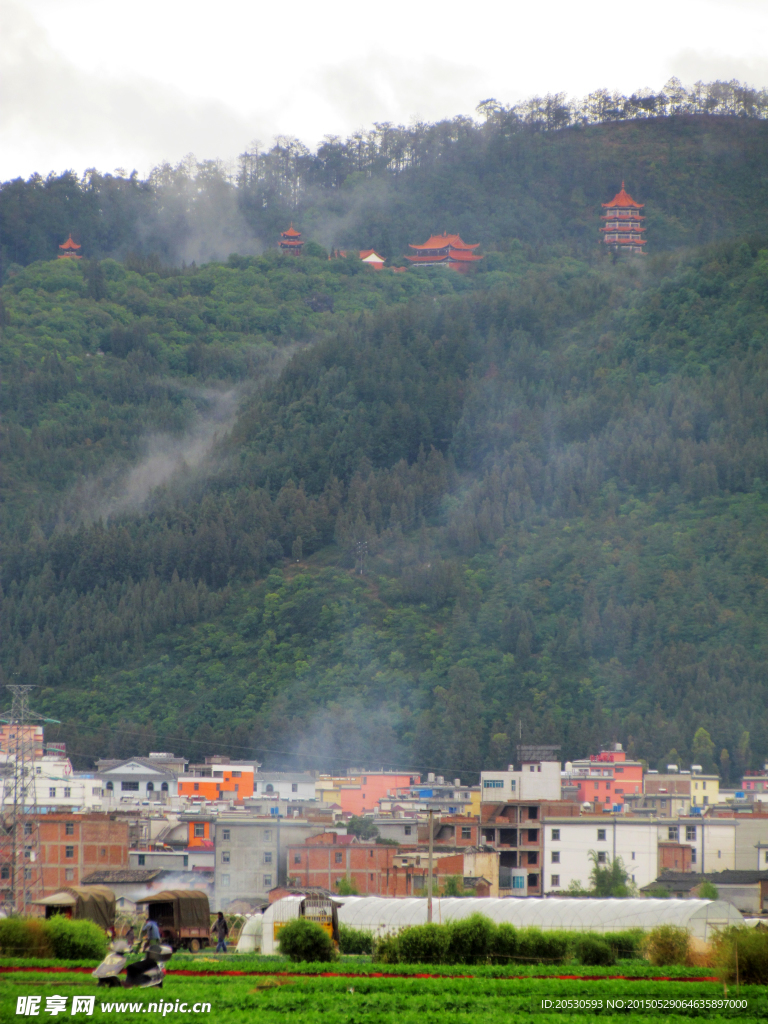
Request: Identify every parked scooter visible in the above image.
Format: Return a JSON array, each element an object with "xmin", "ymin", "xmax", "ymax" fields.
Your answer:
[{"xmin": 93, "ymin": 940, "xmax": 172, "ymax": 988}]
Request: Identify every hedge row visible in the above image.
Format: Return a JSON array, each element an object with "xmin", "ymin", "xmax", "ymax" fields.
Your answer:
[
  {"xmin": 0, "ymin": 917, "xmax": 108, "ymax": 960},
  {"xmin": 366, "ymin": 917, "xmax": 645, "ymax": 966}
]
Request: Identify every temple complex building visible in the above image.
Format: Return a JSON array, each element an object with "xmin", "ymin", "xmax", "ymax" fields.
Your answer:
[
  {"xmin": 405, "ymin": 232, "xmax": 483, "ymax": 272},
  {"xmin": 279, "ymin": 224, "xmax": 303, "ymax": 255},
  {"xmin": 58, "ymin": 234, "xmax": 82, "ymax": 259},
  {"xmin": 601, "ymin": 183, "xmax": 646, "ymax": 253}
]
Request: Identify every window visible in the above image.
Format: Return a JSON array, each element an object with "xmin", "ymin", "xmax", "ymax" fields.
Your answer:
[
  {"xmin": 64, "ymin": 788, "xmax": 71, "ymax": 798},
  {"xmin": 263, "ymin": 852, "xmax": 272, "ymax": 864},
  {"xmin": 461, "ymin": 827, "xmax": 472, "ymax": 840},
  {"xmin": 404, "ymin": 826, "xmax": 412, "ymax": 836},
  {"xmin": 597, "ymin": 829, "xmax": 606, "ymax": 841},
  {"xmin": 528, "ymin": 829, "xmax": 537, "ymax": 843},
  {"xmin": 65, "ymin": 868, "xmax": 74, "ymax": 881},
  {"xmin": 691, "ymin": 848, "xmax": 697, "ymax": 863},
  {"xmin": 551, "ymin": 829, "xmax": 560, "ymax": 841},
  {"xmin": 221, "ymin": 851, "xmax": 230, "ymax": 864},
  {"xmin": 106, "ymin": 781, "xmax": 113, "ymax": 791},
  {"xmin": 121, "ymin": 781, "xmax": 139, "ymax": 791},
  {"xmin": 221, "ymin": 874, "xmax": 230, "ymax": 886},
  {"xmin": 483, "ymin": 780, "xmax": 504, "ymax": 789},
  {"xmin": 703, "ymin": 796, "xmax": 709, "ymax": 805},
  {"xmin": 146, "ymin": 782, "xmax": 154, "ymax": 792},
  {"xmin": 138, "ymin": 854, "xmax": 145, "ymax": 866},
  {"xmin": 370, "ymin": 873, "xmax": 374, "ymax": 880},
  {"xmin": 335, "ymin": 852, "xmax": 343, "ymax": 863},
  {"xmin": 510, "ymin": 780, "xmax": 516, "ymax": 791},
  {"xmin": 686, "ymin": 826, "xmax": 696, "ymax": 842},
  {"xmin": 369, "ymin": 850, "xmax": 374, "ymax": 858},
  {"xmin": 292, "ymin": 784, "xmax": 298, "ymax": 793},
  {"xmin": 528, "ymin": 807, "xmax": 538, "ymax": 820},
  {"xmin": 615, "ymin": 766, "xmax": 624, "ymax": 773},
  {"xmin": 263, "ymin": 831, "xmax": 272, "ymax": 842},
  {"xmin": 24, "ymin": 823, "xmax": 33, "ymax": 836},
  {"xmin": 24, "ymin": 868, "xmax": 32, "ymax": 880},
  {"xmin": 49, "ymin": 788, "xmax": 56, "ymax": 798},
  {"xmin": 92, "ymin": 787, "xmax": 101, "ymax": 796},
  {"xmin": 512, "ymin": 875, "xmax": 525, "ymax": 889},
  {"xmin": 631, "ymin": 851, "xmax": 635, "ymax": 860},
  {"xmin": 100, "ymin": 848, "xmax": 106, "ymax": 857},
  {"xmin": 702, "ymin": 781, "xmax": 707, "ymax": 790},
  {"xmin": 527, "ymin": 851, "xmax": 537, "ymax": 866},
  {"xmin": 0, "ymin": 865, "xmax": 9, "ymax": 879},
  {"xmin": 232, "ymin": 771, "xmax": 241, "ymax": 778},
  {"xmin": 551, "ymin": 851, "xmax": 560, "ymax": 863},
  {"xmin": 183, "ymin": 856, "xmax": 188, "ymax": 867},
  {"xmin": 294, "ymin": 854, "xmax": 302, "ymax": 864},
  {"xmin": 161, "ymin": 782, "xmax": 169, "ymax": 792},
  {"xmin": 265, "ymin": 784, "xmax": 274, "ymax": 793},
  {"xmin": 65, "ymin": 846, "xmax": 74, "ymax": 859},
  {"xmin": 263, "ymin": 875, "xmax": 272, "ymax": 887},
  {"xmin": 668, "ymin": 826, "xmax": 679, "ymax": 841},
  {"xmin": 222, "ymin": 829, "xmax": 230, "ymax": 841},
  {"xmin": 597, "ymin": 851, "xmax": 607, "ymax": 864},
  {"xmin": 551, "ymin": 875, "xmax": 560, "ymax": 888},
  {"xmin": 194, "ymin": 783, "xmax": 199, "ymax": 791},
  {"xmin": 194, "ymin": 824, "xmax": 205, "ymax": 838},
  {"xmin": 718, "ymin": 850, "xmax": 721, "ymax": 859}
]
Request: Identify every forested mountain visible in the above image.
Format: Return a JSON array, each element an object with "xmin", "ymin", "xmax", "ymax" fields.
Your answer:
[{"xmin": 2, "ymin": 107, "xmax": 768, "ymax": 781}]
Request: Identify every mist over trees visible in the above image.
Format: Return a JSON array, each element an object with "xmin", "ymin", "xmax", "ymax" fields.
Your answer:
[
  {"xmin": 2, "ymin": 92, "xmax": 768, "ymax": 778},
  {"xmin": 3, "ymin": 78, "xmax": 768, "ymax": 277}
]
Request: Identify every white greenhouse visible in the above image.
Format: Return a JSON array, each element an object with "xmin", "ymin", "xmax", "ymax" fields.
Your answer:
[
  {"xmin": 334, "ymin": 897, "xmax": 742, "ymax": 942},
  {"xmin": 235, "ymin": 914, "xmax": 263, "ymax": 953}
]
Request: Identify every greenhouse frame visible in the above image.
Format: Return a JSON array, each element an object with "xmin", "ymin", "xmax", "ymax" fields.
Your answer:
[{"xmin": 334, "ymin": 897, "xmax": 742, "ymax": 942}]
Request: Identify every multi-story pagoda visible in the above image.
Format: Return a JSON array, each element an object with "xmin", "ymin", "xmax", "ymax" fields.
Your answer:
[
  {"xmin": 279, "ymin": 223, "xmax": 303, "ymax": 255},
  {"xmin": 600, "ymin": 183, "xmax": 646, "ymax": 253},
  {"xmin": 405, "ymin": 232, "xmax": 483, "ymax": 272},
  {"xmin": 58, "ymin": 234, "xmax": 82, "ymax": 259}
]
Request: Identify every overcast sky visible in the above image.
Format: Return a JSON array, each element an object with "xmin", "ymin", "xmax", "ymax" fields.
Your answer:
[{"xmin": 3, "ymin": 0, "xmax": 768, "ymax": 181}]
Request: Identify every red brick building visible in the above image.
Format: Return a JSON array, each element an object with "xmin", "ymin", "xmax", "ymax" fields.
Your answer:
[{"xmin": 38, "ymin": 814, "xmax": 129, "ymax": 893}]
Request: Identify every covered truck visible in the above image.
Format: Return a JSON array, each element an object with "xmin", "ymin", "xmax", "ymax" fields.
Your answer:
[
  {"xmin": 135, "ymin": 890, "xmax": 210, "ymax": 951},
  {"xmin": 33, "ymin": 886, "xmax": 115, "ymax": 930}
]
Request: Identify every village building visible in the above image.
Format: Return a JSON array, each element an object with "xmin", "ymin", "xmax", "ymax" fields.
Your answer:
[
  {"xmin": 640, "ymin": 870, "xmax": 768, "ymax": 914},
  {"xmin": 177, "ymin": 757, "xmax": 259, "ymax": 803},
  {"xmin": 96, "ymin": 756, "xmax": 180, "ymax": 806},
  {"xmin": 278, "ymin": 224, "xmax": 303, "ymax": 254},
  {"xmin": 405, "ymin": 232, "xmax": 483, "ymax": 272},
  {"xmin": 600, "ymin": 183, "xmax": 646, "ymax": 253},
  {"xmin": 562, "ymin": 744, "xmax": 644, "ymax": 810},
  {"xmin": 315, "ymin": 772, "xmax": 417, "ymax": 816},
  {"xmin": 58, "ymin": 234, "xmax": 82, "ymax": 259},
  {"xmin": 34, "ymin": 813, "xmax": 129, "ymax": 895},
  {"xmin": 742, "ymin": 763, "xmax": 768, "ymax": 798}
]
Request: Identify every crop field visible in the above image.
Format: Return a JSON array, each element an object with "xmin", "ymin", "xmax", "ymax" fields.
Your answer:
[{"xmin": 1, "ymin": 963, "xmax": 766, "ymax": 1023}]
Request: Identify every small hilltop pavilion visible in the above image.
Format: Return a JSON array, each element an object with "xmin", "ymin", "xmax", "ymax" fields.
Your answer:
[
  {"xmin": 58, "ymin": 234, "xmax": 82, "ymax": 260},
  {"xmin": 601, "ymin": 183, "xmax": 646, "ymax": 254},
  {"xmin": 279, "ymin": 224, "xmax": 303, "ymax": 255},
  {"xmin": 405, "ymin": 232, "xmax": 483, "ymax": 272}
]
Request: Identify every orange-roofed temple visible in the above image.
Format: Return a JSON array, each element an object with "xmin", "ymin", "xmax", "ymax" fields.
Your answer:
[
  {"xmin": 279, "ymin": 224, "xmax": 303, "ymax": 254},
  {"xmin": 58, "ymin": 234, "xmax": 82, "ymax": 259},
  {"xmin": 601, "ymin": 183, "xmax": 646, "ymax": 253},
  {"xmin": 405, "ymin": 232, "xmax": 483, "ymax": 272}
]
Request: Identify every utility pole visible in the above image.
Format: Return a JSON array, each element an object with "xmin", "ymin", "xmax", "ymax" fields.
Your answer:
[
  {"xmin": 0, "ymin": 686, "xmax": 59, "ymax": 915},
  {"xmin": 427, "ymin": 808, "xmax": 434, "ymax": 923}
]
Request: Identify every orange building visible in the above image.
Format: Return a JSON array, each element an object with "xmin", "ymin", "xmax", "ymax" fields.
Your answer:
[
  {"xmin": 279, "ymin": 224, "xmax": 303, "ymax": 254},
  {"xmin": 600, "ymin": 183, "xmax": 646, "ymax": 253},
  {"xmin": 405, "ymin": 232, "xmax": 483, "ymax": 272},
  {"xmin": 330, "ymin": 773, "xmax": 418, "ymax": 816},
  {"xmin": 565, "ymin": 746, "xmax": 644, "ymax": 808},
  {"xmin": 58, "ymin": 234, "xmax": 82, "ymax": 260},
  {"xmin": 0, "ymin": 723, "xmax": 44, "ymax": 758},
  {"xmin": 177, "ymin": 762, "xmax": 256, "ymax": 803}
]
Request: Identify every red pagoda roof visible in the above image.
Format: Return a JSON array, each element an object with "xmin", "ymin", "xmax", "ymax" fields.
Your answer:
[
  {"xmin": 602, "ymin": 183, "xmax": 643, "ymax": 209},
  {"xmin": 281, "ymin": 224, "xmax": 301, "ymax": 237},
  {"xmin": 409, "ymin": 232, "xmax": 480, "ymax": 251},
  {"xmin": 59, "ymin": 234, "xmax": 81, "ymax": 250},
  {"xmin": 279, "ymin": 239, "xmax": 303, "ymax": 246},
  {"xmin": 359, "ymin": 249, "xmax": 385, "ymax": 261}
]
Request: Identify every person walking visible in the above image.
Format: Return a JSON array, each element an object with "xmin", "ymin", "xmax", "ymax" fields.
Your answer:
[
  {"xmin": 212, "ymin": 911, "xmax": 229, "ymax": 953},
  {"xmin": 140, "ymin": 915, "xmax": 161, "ymax": 949}
]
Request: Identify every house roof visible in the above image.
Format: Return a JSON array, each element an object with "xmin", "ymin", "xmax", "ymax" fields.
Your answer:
[
  {"xmin": 281, "ymin": 224, "xmax": 301, "ymax": 237},
  {"xmin": 96, "ymin": 758, "xmax": 177, "ymax": 778},
  {"xmin": 80, "ymin": 869, "xmax": 163, "ymax": 884},
  {"xmin": 409, "ymin": 232, "xmax": 480, "ymax": 251},
  {"xmin": 642, "ymin": 870, "xmax": 768, "ymax": 892},
  {"xmin": 602, "ymin": 183, "xmax": 644, "ymax": 209},
  {"xmin": 359, "ymin": 249, "xmax": 385, "ymax": 261},
  {"xmin": 255, "ymin": 772, "xmax": 316, "ymax": 783},
  {"xmin": 59, "ymin": 234, "xmax": 81, "ymax": 250}
]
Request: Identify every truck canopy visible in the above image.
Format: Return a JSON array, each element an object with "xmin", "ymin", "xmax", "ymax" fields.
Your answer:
[
  {"xmin": 135, "ymin": 890, "xmax": 210, "ymax": 930},
  {"xmin": 33, "ymin": 886, "xmax": 115, "ymax": 929}
]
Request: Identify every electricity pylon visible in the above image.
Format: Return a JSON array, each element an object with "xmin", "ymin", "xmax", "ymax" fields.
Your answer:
[{"xmin": 0, "ymin": 686, "xmax": 59, "ymax": 914}]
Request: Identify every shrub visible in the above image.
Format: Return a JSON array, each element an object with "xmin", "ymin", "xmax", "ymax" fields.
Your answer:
[
  {"xmin": 643, "ymin": 925, "xmax": 691, "ymax": 966},
  {"xmin": 46, "ymin": 917, "xmax": 108, "ymax": 960},
  {"xmin": 276, "ymin": 918, "xmax": 336, "ymax": 962},
  {"xmin": 446, "ymin": 914, "xmax": 495, "ymax": 964},
  {"xmin": 0, "ymin": 918, "xmax": 52, "ymax": 957},
  {"xmin": 603, "ymin": 929, "xmax": 644, "ymax": 959},
  {"xmin": 490, "ymin": 923, "xmax": 518, "ymax": 964},
  {"xmin": 697, "ymin": 881, "xmax": 719, "ymax": 900},
  {"xmin": 516, "ymin": 929, "xmax": 569, "ymax": 965},
  {"xmin": 713, "ymin": 926, "xmax": 768, "ymax": 985},
  {"xmin": 339, "ymin": 925, "xmax": 373, "ymax": 955},
  {"xmin": 371, "ymin": 933, "xmax": 400, "ymax": 964},
  {"xmin": 573, "ymin": 935, "xmax": 616, "ymax": 966},
  {"xmin": 397, "ymin": 923, "xmax": 451, "ymax": 964}
]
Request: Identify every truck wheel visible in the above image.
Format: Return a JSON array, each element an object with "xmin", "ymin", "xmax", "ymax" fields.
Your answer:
[{"xmin": 189, "ymin": 939, "xmax": 201, "ymax": 952}]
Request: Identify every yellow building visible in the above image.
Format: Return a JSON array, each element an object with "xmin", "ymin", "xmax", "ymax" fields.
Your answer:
[{"xmin": 691, "ymin": 773, "xmax": 720, "ymax": 807}]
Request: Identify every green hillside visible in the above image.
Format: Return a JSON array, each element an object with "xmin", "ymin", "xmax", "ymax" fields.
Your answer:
[{"xmin": 2, "ymin": 117, "xmax": 768, "ymax": 780}]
